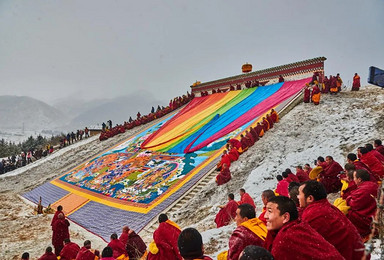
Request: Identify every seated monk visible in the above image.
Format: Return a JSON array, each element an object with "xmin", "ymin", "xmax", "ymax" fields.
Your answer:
[
  {"xmin": 298, "ymin": 181, "xmax": 364, "ymax": 260},
  {"xmin": 238, "ymin": 188, "xmax": 256, "ymax": 209},
  {"xmin": 311, "ymin": 84, "xmax": 321, "ymax": 105},
  {"xmin": 284, "ymin": 168, "xmax": 299, "ymax": 183},
  {"xmin": 249, "ymin": 127, "xmax": 259, "ymax": 142},
  {"xmin": 295, "ymin": 166, "xmax": 309, "ymax": 183},
  {"xmin": 216, "ymin": 150, "xmax": 231, "ymax": 171},
  {"xmin": 75, "ymin": 240, "xmax": 99, "ymax": 260},
  {"xmin": 358, "ymin": 147, "xmax": 384, "ymax": 179},
  {"xmin": 239, "ymin": 134, "xmax": 249, "ymax": 153},
  {"xmin": 125, "ymin": 228, "xmax": 147, "ymax": 260},
  {"xmin": 374, "ymin": 139, "xmax": 384, "ymax": 156},
  {"xmin": 254, "ymin": 122, "xmax": 264, "ymax": 138},
  {"xmin": 340, "ymin": 164, "xmax": 358, "ymax": 200},
  {"xmin": 275, "ymin": 175, "xmax": 289, "ymax": 197},
  {"xmin": 262, "ymin": 117, "xmax": 269, "ymax": 132},
  {"xmin": 264, "ymin": 196, "xmax": 344, "ymax": 260},
  {"xmin": 347, "ymin": 169, "xmax": 378, "ymax": 239},
  {"xmin": 245, "ymin": 130, "xmax": 255, "ymax": 147},
  {"xmin": 108, "ymin": 233, "xmax": 127, "ymax": 259},
  {"xmin": 346, "ymin": 154, "xmax": 376, "ymax": 182},
  {"xmin": 225, "ymin": 204, "xmax": 267, "ymax": 260},
  {"xmin": 266, "ymin": 114, "xmax": 274, "ymax": 129},
  {"xmin": 38, "ymin": 246, "xmax": 57, "ymax": 260},
  {"xmin": 270, "ymin": 109, "xmax": 279, "ymax": 123},
  {"xmin": 215, "ymin": 193, "xmax": 238, "ymax": 228},
  {"xmin": 319, "ymin": 156, "xmax": 343, "ymax": 194},
  {"xmin": 303, "ymin": 84, "xmax": 311, "ymax": 103},
  {"xmin": 303, "ymin": 163, "xmax": 312, "ymax": 176},
  {"xmin": 366, "ymin": 143, "xmax": 384, "ymax": 163},
  {"xmin": 258, "ymin": 190, "xmax": 275, "ymax": 225},
  {"xmin": 228, "ymin": 144, "xmax": 239, "ymax": 162},
  {"xmin": 216, "ymin": 163, "xmax": 231, "ymax": 186},
  {"xmin": 229, "ymin": 85, "xmax": 235, "ymax": 91},
  {"xmin": 60, "ymin": 239, "xmax": 80, "ymax": 260},
  {"xmin": 228, "ymin": 138, "xmax": 242, "ymax": 151},
  {"xmin": 147, "ymin": 214, "xmax": 182, "ymax": 260},
  {"xmin": 177, "ymin": 228, "xmax": 213, "ymax": 260}
]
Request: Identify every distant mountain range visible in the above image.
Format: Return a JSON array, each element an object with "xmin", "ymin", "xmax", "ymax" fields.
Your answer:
[{"xmin": 0, "ymin": 93, "xmax": 166, "ymax": 133}]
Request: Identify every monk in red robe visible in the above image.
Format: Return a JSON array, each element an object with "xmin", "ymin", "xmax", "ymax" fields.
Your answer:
[
  {"xmin": 249, "ymin": 127, "xmax": 259, "ymax": 142},
  {"xmin": 295, "ymin": 166, "xmax": 310, "ymax": 183},
  {"xmin": 303, "ymin": 85, "xmax": 311, "ymax": 103},
  {"xmin": 228, "ymin": 138, "xmax": 241, "ymax": 150},
  {"xmin": 323, "ymin": 76, "xmax": 330, "ymax": 93},
  {"xmin": 227, "ymin": 204, "xmax": 267, "ymax": 260},
  {"xmin": 374, "ymin": 139, "xmax": 384, "ymax": 155},
  {"xmin": 347, "ymin": 153, "xmax": 377, "ymax": 181},
  {"xmin": 119, "ymin": 226, "xmax": 129, "ymax": 246},
  {"xmin": 329, "ymin": 76, "xmax": 338, "ymax": 94},
  {"xmin": 52, "ymin": 213, "xmax": 70, "ymax": 256},
  {"xmin": 311, "ymin": 84, "xmax": 321, "ymax": 105},
  {"xmin": 298, "ymin": 181, "xmax": 364, "ymax": 259},
  {"xmin": 336, "ymin": 73, "xmax": 343, "ymax": 92},
  {"xmin": 284, "ymin": 168, "xmax": 300, "ymax": 183},
  {"xmin": 108, "ymin": 233, "xmax": 127, "ymax": 259},
  {"xmin": 216, "ymin": 163, "xmax": 231, "ymax": 185},
  {"xmin": 240, "ymin": 134, "xmax": 249, "ymax": 152},
  {"xmin": 264, "ymin": 196, "xmax": 344, "ymax": 260},
  {"xmin": 215, "ymin": 193, "xmax": 238, "ymax": 228},
  {"xmin": 319, "ymin": 156, "xmax": 343, "ymax": 194},
  {"xmin": 258, "ymin": 190, "xmax": 275, "ymax": 225},
  {"xmin": 238, "ymin": 188, "xmax": 256, "ymax": 209},
  {"xmin": 352, "ymin": 73, "xmax": 360, "ymax": 91},
  {"xmin": 254, "ymin": 122, "xmax": 264, "ymax": 138},
  {"xmin": 216, "ymin": 150, "xmax": 231, "ymax": 171},
  {"xmin": 366, "ymin": 143, "xmax": 384, "ymax": 163},
  {"xmin": 303, "ymin": 163, "xmax": 312, "ymax": 176},
  {"xmin": 38, "ymin": 247, "xmax": 57, "ymax": 260},
  {"xmin": 347, "ymin": 169, "xmax": 378, "ymax": 239},
  {"xmin": 51, "ymin": 205, "xmax": 64, "ymax": 230},
  {"xmin": 266, "ymin": 114, "xmax": 274, "ymax": 129},
  {"xmin": 147, "ymin": 214, "xmax": 182, "ymax": 260},
  {"xmin": 125, "ymin": 229, "xmax": 147, "ymax": 260},
  {"xmin": 262, "ymin": 117, "xmax": 270, "ymax": 132},
  {"xmin": 278, "ymin": 75, "xmax": 284, "ymax": 82},
  {"xmin": 60, "ymin": 239, "xmax": 80, "ymax": 260},
  {"xmin": 358, "ymin": 147, "xmax": 384, "ymax": 179},
  {"xmin": 75, "ymin": 240, "xmax": 99, "ymax": 260},
  {"xmin": 228, "ymin": 144, "xmax": 239, "ymax": 162},
  {"xmin": 245, "ymin": 130, "xmax": 255, "ymax": 147},
  {"xmin": 270, "ymin": 109, "xmax": 279, "ymax": 123},
  {"xmin": 275, "ymin": 175, "xmax": 289, "ymax": 197}
]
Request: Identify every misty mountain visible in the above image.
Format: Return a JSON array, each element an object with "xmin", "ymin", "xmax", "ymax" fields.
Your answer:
[
  {"xmin": 67, "ymin": 92, "xmax": 167, "ymax": 129},
  {"xmin": 0, "ymin": 95, "xmax": 69, "ymax": 131}
]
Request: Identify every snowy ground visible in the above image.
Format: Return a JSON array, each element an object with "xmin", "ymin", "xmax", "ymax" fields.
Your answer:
[{"xmin": 0, "ymin": 86, "xmax": 383, "ymax": 259}]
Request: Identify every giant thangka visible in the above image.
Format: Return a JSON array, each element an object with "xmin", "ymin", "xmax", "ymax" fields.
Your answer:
[{"xmin": 23, "ymin": 78, "xmax": 310, "ymax": 241}]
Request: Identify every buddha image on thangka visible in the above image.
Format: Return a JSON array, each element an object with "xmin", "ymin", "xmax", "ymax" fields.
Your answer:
[{"xmin": 60, "ymin": 145, "xmax": 191, "ymax": 203}]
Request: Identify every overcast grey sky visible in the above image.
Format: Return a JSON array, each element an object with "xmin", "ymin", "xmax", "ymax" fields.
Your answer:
[{"xmin": 0, "ymin": 0, "xmax": 383, "ymax": 105}]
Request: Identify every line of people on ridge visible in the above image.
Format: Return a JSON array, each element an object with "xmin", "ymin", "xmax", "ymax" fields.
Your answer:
[
  {"xmin": 215, "ymin": 109, "xmax": 279, "ymax": 186},
  {"xmin": 304, "ymin": 72, "xmax": 362, "ymax": 105},
  {"xmin": 99, "ymin": 92, "xmax": 194, "ymax": 141},
  {"xmin": 60, "ymin": 128, "xmax": 90, "ymax": 148}
]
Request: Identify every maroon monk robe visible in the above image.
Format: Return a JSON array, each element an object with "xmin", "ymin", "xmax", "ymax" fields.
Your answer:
[
  {"xmin": 214, "ymin": 200, "xmax": 238, "ymax": 228},
  {"xmin": 360, "ymin": 152, "xmax": 384, "ymax": 179},
  {"xmin": 126, "ymin": 231, "xmax": 147, "ymax": 260},
  {"xmin": 376, "ymin": 145, "xmax": 384, "ymax": 155},
  {"xmin": 303, "ymin": 87, "xmax": 311, "ymax": 103},
  {"xmin": 245, "ymin": 132, "xmax": 255, "ymax": 147},
  {"xmin": 38, "ymin": 252, "xmax": 57, "ymax": 260},
  {"xmin": 119, "ymin": 231, "xmax": 129, "ymax": 246},
  {"xmin": 238, "ymin": 193, "xmax": 256, "ymax": 209},
  {"xmin": 286, "ymin": 173, "xmax": 299, "ymax": 183},
  {"xmin": 52, "ymin": 218, "xmax": 70, "ymax": 256},
  {"xmin": 228, "ymin": 147, "xmax": 239, "ymax": 162},
  {"xmin": 347, "ymin": 181, "xmax": 378, "ymax": 238},
  {"xmin": 302, "ymin": 199, "xmax": 364, "ymax": 260},
  {"xmin": 342, "ymin": 181, "xmax": 357, "ymax": 200},
  {"xmin": 249, "ymin": 127, "xmax": 259, "ymax": 142},
  {"xmin": 267, "ymin": 219, "xmax": 344, "ymax": 260},
  {"xmin": 262, "ymin": 119, "xmax": 269, "ymax": 131},
  {"xmin": 108, "ymin": 239, "xmax": 127, "ymax": 259},
  {"xmin": 266, "ymin": 115, "xmax": 274, "ymax": 129},
  {"xmin": 368, "ymin": 149, "xmax": 384, "ymax": 163},
  {"xmin": 228, "ymin": 138, "xmax": 241, "ymax": 150},
  {"xmin": 51, "ymin": 210, "xmax": 64, "ymax": 230},
  {"xmin": 147, "ymin": 220, "xmax": 182, "ymax": 260},
  {"xmin": 353, "ymin": 160, "xmax": 377, "ymax": 182},
  {"xmin": 254, "ymin": 124, "xmax": 264, "ymax": 137},
  {"xmin": 352, "ymin": 74, "xmax": 361, "ymax": 91},
  {"xmin": 320, "ymin": 161, "xmax": 343, "ymax": 194},
  {"xmin": 296, "ymin": 169, "xmax": 310, "ymax": 183},
  {"xmin": 60, "ymin": 242, "xmax": 80, "ymax": 260},
  {"xmin": 275, "ymin": 179, "xmax": 289, "ymax": 197},
  {"xmin": 216, "ymin": 166, "xmax": 231, "ymax": 185},
  {"xmin": 240, "ymin": 136, "xmax": 249, "ymax": 151},
  {"xmin": 75, "ymin": 247, "xmax": 98, "ymax": 260}
]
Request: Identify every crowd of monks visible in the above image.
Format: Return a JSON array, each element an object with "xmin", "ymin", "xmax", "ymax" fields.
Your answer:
[
  {"xmin": 215, "ymin": 109, "xmax": 279, "ymax": 186},
  {"xmin": 304, "ymin": 72, "xmax": 361, "ymax": 105},
  {"xmin": 99, "ymin": 92, "xmax": 194, "ymax": 141}
]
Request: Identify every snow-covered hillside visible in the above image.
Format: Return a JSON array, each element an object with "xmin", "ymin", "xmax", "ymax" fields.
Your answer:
[{"xmin": 0, "ymin": 86, "xmax": 383, "ymax": 259}]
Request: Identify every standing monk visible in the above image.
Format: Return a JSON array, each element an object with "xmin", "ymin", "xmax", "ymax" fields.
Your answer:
[
  {"xmin": 352, "ymin": 73, "xmax": 360, "ymax": 91},
  {"xmin": 311, "ymin": 84, "xmax": 321, "ymax": 105},
  {"xmin": 215, "ymin": 193, "xmax": 239, "ymax": 228},
  {"xmin": 51, "ymin": 205, "xmax": 64, "ymax": 230},
  {"xmin": 330, "ymin": 76, "xmax": 338, "ymax": 94},
  {"xmin": 52, "ymin": 213, "xmax": 70, "ymax": 256},
  {"xmin": 147, "ymin": 214, "xmax": 182, "ymax": 260},
  {"xmin": 336, "ymin": 73, "xmax": 343, "ymax": 92},
  {"xmin": 303, "ymin": 85, "xmax": 311, "ymax": 103}
]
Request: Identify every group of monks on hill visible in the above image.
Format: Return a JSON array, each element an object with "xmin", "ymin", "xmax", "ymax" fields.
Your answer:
[
  {"xmin": 215, "ymin": 109, "xmax": 279, "ymax": 186},
  {"xmin": 99, "ymin": 92, "xmax": 194, "ymax": 141},
  {"xmin": 304, "ymin": 72, "xmax": 361, "ymax": 105},
  {"xmin": 213, "ymin": 139, "xmax": 383, "ymax": 260}
]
